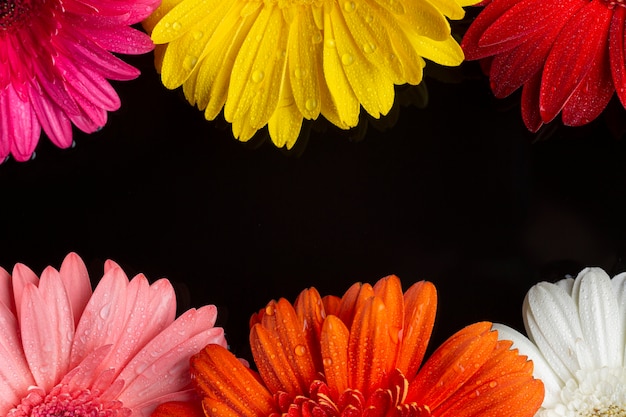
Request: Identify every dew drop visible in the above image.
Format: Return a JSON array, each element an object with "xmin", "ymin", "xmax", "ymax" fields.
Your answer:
[
  {"xmin": 265, "ymin": 304, "xmax": 275, "ymax": 316},
  {"xmin": 252, "ymin": 70, "xmax": 264, "ymax": 83},
  {"xmin": 183, "ymin": 55, "xmax": 197, "ymax": 70},
  {"xmin": 325, "ymin": 38, "xmax": 336, "ymax": 48},
  {"xmin": 172, "ymin": 21, "xmax": 182, "ymax": 30},
  {"xmin": 323, "ymin": 357, "xmax": 333, "ymax": 367},
  {"xmin": 193, "ymin": 30, "xmax": 203, "ymax": 40},
  {"xmin": 312, "ymin": 32, "xmax": 322, "ymax": 44},
  {"xmin": 294, "ymin": 345, "xmax": 306, "ymax": 356},
  {"xmin": 294, "ymin": 67, "xmax": 304, "ymax": 79},
  {"xmin": 305, "ymin": 98, "xmax": 317, "ymax": 111},
  {"xmin": 344, "ymin": 1, "xmax": 356, "ymax": 12},
  {"xmin": 363, "ymin": 42, "xmax": 376, "ymax": 54},
  {"xmin": 366, "ymin": 14, "xmax": 374, "ymax": 23},
  {"xmin": 489, "ymin": 381, "xmax": 498, "ymax": 388},
  {"xmin": 99, "ymin": 303, "xmax": 111, "ymax": 320},
  {"xmin": 164, "ymin": 22, "xmax": 171, "ymax": 28},
  {"xmin": 341, "ymin": 53, "xmax": 354, "ymax": 66}
]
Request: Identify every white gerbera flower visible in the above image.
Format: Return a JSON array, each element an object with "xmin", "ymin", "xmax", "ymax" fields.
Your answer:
[{"xmin": 494, "ymin": 267, "xmax": 626, "ymax": 417}]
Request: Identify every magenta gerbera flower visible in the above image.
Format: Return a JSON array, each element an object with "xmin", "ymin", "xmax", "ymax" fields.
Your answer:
[
  {"xmin": 0, "ymin": 252, "xmax": 227, "ymax": 417},
  {"xmin": 461, "ymin": 0, "xmax": 626, "ymax": 131},
  {"xmin": 0, "ymin": 0, "xmax": 159, "ymax": 162}
]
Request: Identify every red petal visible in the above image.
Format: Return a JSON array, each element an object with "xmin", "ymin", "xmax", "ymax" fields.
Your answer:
[
  {"xmin": 521, "ymin": 72, "xmax": 544, "ymax": 131},
  {"xmin": 561, "ymin": 32, "xmax": 614, "ymax": 126},
  {"xmin": 461, "ymin": 0, "xmax": 522, "ymax": 60},
  {"xmin": 539, "ymin": 0, "xmax": 613, "ymax": 123},
  {"xmin": 609, "ymin": 7, "xmax": 626, "ymax": 107},
  {"xmin": 151, "ymin": 401, "xmax": 204, "ymax": 417}
]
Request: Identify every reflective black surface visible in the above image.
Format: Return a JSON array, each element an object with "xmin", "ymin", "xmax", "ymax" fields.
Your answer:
[{"xmin": 2, "ymin": 48, "xmax": 626, "ymax": 358}]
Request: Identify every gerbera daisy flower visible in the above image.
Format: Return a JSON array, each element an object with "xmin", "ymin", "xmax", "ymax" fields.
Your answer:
[
  {"xmin": 493, "ymin": 267, "xmax": 626, "ymax": 417},
  {"xmin": 0, "ymin": 252, "xmax": 227, "ymax": 417},
  {"xmin": 152, "ymin": 275, "xmax": 544, "ymax": 417},
  {"xmin": 143, "ymin": 0, "xmax": 479, "ymax": 149},
  {"xmin": 461, "ymin": 0, "xmax": 626, "ymax": 132},
  {"xmin": 0, "ymin": 0, "xmax": 159, "ymax": 163}
]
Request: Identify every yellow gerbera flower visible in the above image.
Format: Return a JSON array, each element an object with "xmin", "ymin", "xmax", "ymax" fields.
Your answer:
[{"xmin": 143, "ymin": 0, "xmax": 478, "ymax": 149}]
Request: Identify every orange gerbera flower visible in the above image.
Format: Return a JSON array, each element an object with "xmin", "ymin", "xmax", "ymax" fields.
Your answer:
[{"xmin": 153, "ymin": 275, "xmax": 544, "ymax": 417}]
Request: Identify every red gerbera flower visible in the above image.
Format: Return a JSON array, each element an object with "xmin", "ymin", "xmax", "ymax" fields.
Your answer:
[
  {"xmin": 0, "ymin": 0, "xmax": 159, "ymax": 162},
  {"xmin": 152, "ymin": 275, "xmax": 544, "ymax": 417},
  {"xmin": 461, "ymin": 0, "xmax": 626, "ymax": 131}
]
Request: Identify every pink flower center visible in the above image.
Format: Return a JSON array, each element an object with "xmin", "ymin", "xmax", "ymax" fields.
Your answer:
[{"xmin": 7, "ymin": 385, "xmax": 131, "ymax": 417}]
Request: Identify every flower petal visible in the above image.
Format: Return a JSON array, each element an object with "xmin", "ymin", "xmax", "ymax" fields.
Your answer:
[
  {"xmin": 59, "ymin": 253, "xmax": 93, "ymax": 327},
  {"xmin": 539, "ymin": 0, "xmax": 612, "ymax": 123},
  {"xmin": 320, "ymin": 315, "xmax": 350, "ymax": 398},
  {"xmin": 192, "ymin": 344, "xmax": 275, "ymax": 417},
  {"xmin": 151, "ymin": 401, "xmax": 205, "ymax": 417}
]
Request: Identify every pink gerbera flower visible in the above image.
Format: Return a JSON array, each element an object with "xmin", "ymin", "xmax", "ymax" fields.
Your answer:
[
  {"xmin": 461, "ymin": 0, "xmax": 626, "ymax": 131},
  {"xmin": 0, "ymin": 0, "xmax": 159, "ymax": 162},
  {"xmin": 0, "ymin": 252, "xmax": 227, "ymax": 417}
]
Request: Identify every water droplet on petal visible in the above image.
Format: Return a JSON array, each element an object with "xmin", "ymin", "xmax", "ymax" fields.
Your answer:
[
  {"xmin": 265, "ymin": 304, "xmax": 275, "ymax": 316},
  {"xmin": 183, "ymin": 55, "xmax": 197, "ymax": 70},
  {"xmin": 252, "ymin": 70, "xmax": 264, "ymax": 83},
  {"xmin": 305, "ymin": 98, "xmax": 317, "ymax": 111},
  {"xmin": 312, "ymin": 32, "xmax": 322, "ymax": 44},
  {"xmin": 366, "ymin": 14, "xmax": 374, "ymax": 23},
  {"xmin": 99, "ymin": 303, "xmax": 111, "ymax": 320},
  {"xmin": 363, "ymin": 43, "xmax": 376, "ymax": 54},
  {"xmin": 344, "ymin": 1, "xmax": 356, "ymax": 12},
  {"xmin": 325, "ymin": 38, "xmax": 336, "ymax": 48},
  {"xmin": 341, "ymin": 53, "xmax": 354, "ymax": 66},
  {"xmin": 489, "ymin": 381, "xmax": 498, "ymax": 388},
  {"xmin": 294, "ymin": 67, "xmax": 303, "ymax": 79},
  {"xmin": 294, "ymin": 345, "xmax": 306, "ymax": 356},
  {"xmin": 323, "ymin": 357, "xmax": 333, "ymax": 367},
  {"xmin": 172, "ymin": 21, "xmax": 182, "ymax": 30},
  {"xmin": 193, "ymin": 30, "xmax": 203, "ymax": 40}
]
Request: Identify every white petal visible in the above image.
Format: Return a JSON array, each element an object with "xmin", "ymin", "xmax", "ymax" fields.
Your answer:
[
  {"xmin": 493, "ymin": 323, "xmax": 562, "ymax": 407},
  {"xmin": 573, "ymin": 268, "xmax": 622, "ymax": 368},
  {"xmin": 611, "ymin": 272, "xmax": 626, "ymax": 365},
  {"xmin": 523, "ymin": 282, "xmax": 588, "ymax": 382}
]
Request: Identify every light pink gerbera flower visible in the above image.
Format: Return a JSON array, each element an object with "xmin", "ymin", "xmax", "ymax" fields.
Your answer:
[
  {"xmin": 0, "ymin": 252, "xmax": 227, "ymax": 417},
  {"xmin": 0, "ymin": 0, "xmax": 160, "ymax": 162}
]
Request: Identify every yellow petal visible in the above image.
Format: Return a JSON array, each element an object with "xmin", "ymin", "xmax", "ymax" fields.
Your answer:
[
  {"xmin": 409, "ymin": 35, "xmax": 465, "ymax": 67},
  {"xmin": 423, "ymin": 0, "xmax": 466, "ymax": 20},
  {"xmin": 143, "ymin": 0, "xmax": 185, "ymax": 33},
  {"xmin": 268, "ymin": 82, "xmax": 304, "ymax": 149},
  {"xmin": 396, "ymin": 0, "xmax": 451, "ymax": 42},
  {"xmin": 287, "ymin": 7, "xmax": 322, "ymax": 120},
  {"xmin": 224, "ymin": 6, "xmax": 288, "ymax": 130},
  {"xmin": 151, "ymin": 0, "xmax": 219, "ymax": 44}
]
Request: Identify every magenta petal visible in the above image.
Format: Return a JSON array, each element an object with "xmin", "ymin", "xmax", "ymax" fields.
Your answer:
[
  {"xmin": 28, "ymin": 88, "xmax": 74, "ymax": 149},
  {"xmin": 540, "ymin": 1, "xmax": 613, "ymax": 123},
  {"xmin": 85, "ymin": 26, "xmax": 155, "ymax": 55},
  {"xmin": 561, "ymin": 38, "xmax": 614, "ymax": 126},
  {"xmin": 1, "ymin": 84, "xmax": 41, "ymax": 162},
  {"xmin": 610, "ymin": 7, "xmax": 626, "ymax": 107},
  {"xmin": 521, "ymin": 72, "xmax": 544, "ymax": 132}
]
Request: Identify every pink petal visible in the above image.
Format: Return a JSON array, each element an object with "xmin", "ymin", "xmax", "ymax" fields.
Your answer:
[
  {"xmin": 521, "ymin": 72, "xmax": 544, "ymax": 132},
  {"xmin": 62, "ymin": 345, "xmax": 114, "ymax": 390},
  {"xmin": 114, "ymin": 305, "xmax": 225, "ymax": 412},
  {"xmin": 11, "ymin": 263, "xmax": 40, "ymax": 322},
  {"xmin": 59, "ymin": 253, "xmax": 93, "ymax": 327},
  {"xmin": 1, "ymin": 84, "xmax": 41, "ymax": 162},
  {"xmin": 105, "ymin": 275, "xmax": 177, "ymax": 376},
  {"xmin": 0, "ymin": 302, "xmax": 35, "ymax": 416},
  {"xmin": 539, "ymin": 1, "xmax": 613, "ymax": 123},
  {"xmin": 609, "ymin": 7, "xmax": 626, "ymax": 107},
  {"xmin": 71, "ymin": 266, "xmax": 129, "ymax": 370},
  {"xmin": 28, "ymin": 86, "xmax": 74, "ymax": 149},
  {"xmin": 561, "ymin": 39, "xmax": 614, "ymax": 126},
  {"xmin": 21, "ymin": 267, "xmax": 74, "ymax": 390},
  {"xmin": 0, "ymin": 267, "xmax": 14, "ymax": 313}
]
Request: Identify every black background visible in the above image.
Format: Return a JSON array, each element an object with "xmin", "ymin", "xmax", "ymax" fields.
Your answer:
[{"xmin": 2, "ymin": 27, "xmax": 626, "ymax": 359}]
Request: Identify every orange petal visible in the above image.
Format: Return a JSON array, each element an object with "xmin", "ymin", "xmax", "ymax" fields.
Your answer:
[
  {"xmin": 396, "ymin": 281, "xmax": 437, "ymax": 380},
  {"xmin": 322, "ymin": 295, "xmax": 341, "ymax": 316},
  {"xmin": 191, "ymin": 344, "xmax": 275, "ymax": 417},
  {"xmin": 251, "ymin": 298, "xmax": 317, "ymax": 395},
  {"xmin": 372, "ymin": 275, "xmax": 404, "ymax": 344},
  {"xmin": 294, "ymin": 287, "xmax": 326, "ymax": 369},
  {"xmin": 348, "ymin": 297, "xmax": 394, "ymax": 398},
  {"xmin": 407, "ymin": 322, "xmax": 497, "ymax": 410},
  {"xmin": 336, "ymin": 282, "xmax": 375, "ymax": 328},
  {"xmin": 320, "ymin": 315, "xmax": 350, "ymax": 398},
  {"xmin": 151, "ymin": 401, "xmax": 204, "ymax": 417},
  {"xmin": 433, "ymin": 338, "xmax": 544, "ymax": 417}
]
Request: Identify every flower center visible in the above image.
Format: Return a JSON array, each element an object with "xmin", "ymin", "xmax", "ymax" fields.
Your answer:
[
  {"xmin": 540, "ymin": 367, "xmax": 626, "ymax": 417},
  {"xmin": 0, "ymin": 0, "xmax": 33, "ymax": 30},
  {"xmin": 7, "ymin": 385, "xmax": 132, "ymax": 417},
  {"xmin": 271, "ymin": 370, "xmax": 430, "ymax": 417}
]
